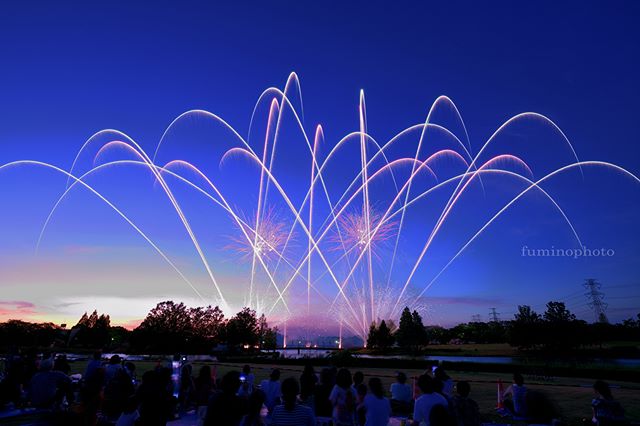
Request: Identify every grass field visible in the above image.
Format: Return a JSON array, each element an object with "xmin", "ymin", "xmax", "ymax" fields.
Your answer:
[{"xmin": 66, "ymin": 359, "xmax": 639, "ymax": 426}]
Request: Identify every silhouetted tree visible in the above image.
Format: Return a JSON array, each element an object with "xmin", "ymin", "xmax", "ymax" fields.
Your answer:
[
  {"xmin": 507, "ymin": 305, "xmax": 542, "ymax": 349},
  {"xmin": 395, "ymin": 307, "xmax": 427, "ymax": 350},
  {"xmin": 225, "ymin": 307, "xmax": 259, "ymax": 347}
]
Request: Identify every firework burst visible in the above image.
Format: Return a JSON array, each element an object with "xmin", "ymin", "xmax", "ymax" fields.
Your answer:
[
  {"xmin": 228, "ymin": 207, "xmax": 290, "ymax": 262},
  {"xmin": 331, "ymin": 206, "xmax": 397, "ymax": 258}
]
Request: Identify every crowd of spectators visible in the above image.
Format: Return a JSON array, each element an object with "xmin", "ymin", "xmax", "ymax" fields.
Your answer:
[{"xmin": 0, "ymin": 351, "xmax": 629, "ymax": 426}]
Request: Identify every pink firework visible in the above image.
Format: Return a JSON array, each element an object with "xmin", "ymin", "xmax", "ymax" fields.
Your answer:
[
  {"xmin": 331, "ymin": 206, "xmax": 397, "ymax": 257},
  {"xmin": 228, "ymin": 207, "xmax": 289, "ymax": 262}
]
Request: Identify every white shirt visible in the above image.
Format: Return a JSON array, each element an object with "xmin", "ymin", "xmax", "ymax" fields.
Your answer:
[
  {"xmin": 363, "ymin": 393, "xmax": 391, "ymax": 426},
  {"xmin": 413, "ymin": 392, "xmax": 448, "ymax": 426}
]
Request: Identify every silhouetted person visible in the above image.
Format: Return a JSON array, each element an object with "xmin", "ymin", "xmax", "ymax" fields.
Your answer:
[
  {"xmin": 103, "ymin": 366, "xmax": 135, "ymax": 420},
  {"xmin": 413, "ymin": 374, "xmax": 448, "ymax": 426},
  {"xmin": 314, "ymin": 368, "xmax": 335, "ymax": 417},
  {"xmin": 352, "ymin": 371, "xmax": 365, "ymax": 394},
  {"xmin": 239, "ymin": 364, "xmax": 256, "ymax": 398},
  {"xmin": 28, "ymin": 359, "xmax": 72, "ymax": 409},
  {"xmin": 299, "ymin": 363, "xmax": 317, "ymax": 407},
  {"xmin": 451, "ymin": 381, "xmax": 479, "ymax": 426},
  {"xmin": 390, "ymin": 371, "xmax": 412, "ymax": 415},
  {"xmin": 591, "ymin": 380, "xmax": 625, "ymax": 426},
  {"xmin": 115, "ymin": 395, "xmax": 140, "ymax": 426},
  {"xmin": 503, "ymin": 373, "xmax": 527, "ymax": 418},
  {"xmin": 194, "ymin": 365, "xmax": 214, "ymax": 426},
  {"xmin": 84, "ymin": 351, "xmax": 103, "ymax": 383},
  {"xmin": 429, "ymin": 403, "xmax": 455, "ymax": 426},
  {"xmin": 204, "ymin": 370, "xmax": 248, "ymax": 426},
  {"xmin": 363, "ymin": 377, "xmax": 391, "ymax": 426},
  {"xmin": 434, "ymin": 367, "xmax": 453, "ymax": 398},
  {"xmin": 259, "ymin": 368, "xmax": 282, "ymax": 413},
  {"xmin": 240, "ymin": 389, "xmax": 267, "ymax": 426},
  {"xmin": 330, "ymin": 368, "xmax": 355, "ymax": 425},
  {"xmin": 355, "ymin": 383, "xmax": 368, "ymax": 426},
  {"xmin": 271, "ymin": 377, "xmax": 315, "ymax": 426},
  {"xmin": 136, "ymin": 370, "xmax": 173, "ymax": 425}
]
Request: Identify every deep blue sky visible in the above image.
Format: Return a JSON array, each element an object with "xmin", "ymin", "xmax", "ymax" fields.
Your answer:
[{"xmin": 0, "ymin": 1, "xmax": 638, "ymax": 328}]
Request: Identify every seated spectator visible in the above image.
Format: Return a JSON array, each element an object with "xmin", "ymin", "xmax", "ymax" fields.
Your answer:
[
  {"xmin": 314, "ymin": 368, "xmax": 335, "ymax": 418},
  {"xmin": 259, "ymin": 368, "xmax": 282, "ymax": 413},
  {"xmin": 53, "ymin": 354, "xmax": 71, "ymax": 375},
  {"xmin": 355, "ymin": 383, "xmax": 368, "ymax": 426},
  {"xmin": 238, "ymin": 364, "xmax": 256, "ymax": 398},
  {"xmin": 363, "ymin": 377, "xmax": 391, "ymax": 426},
  {"xmin": 429, "ymin": 403, "xmax": 455, "ymax": 426},
  {"xmin": 105, "ymin": 354, "xmax": 123, "ymax": 384},
  {"xmin": 137, "ymin": 369, "xmax": 173, "ymax": 425},
  {"xmin": 391, "ymin": 371, "xmax": 412, "ymax": 415},
  {"xmin": 103, "ymin": 366, "xmax": 135, "ymax": 420},
  {"xmin": 451, "ymin": 381, "xmax": 479, "ymax": 426},
  {"xmin": 299, "ymin": 363, "xmax": 317, "ymax": 407},
  {"xmin": 271, "ymin": 377, "xmax": 315, "ymax": 426},
  {"xmin": 591, "ymin": 380, "xmax": 626, "ymax": 426},
  {"xmin": 240, "ymin": 389, "xmax": 267, "ymax": 426},
  {"xmin": 28, "ymin": 359, "xmax": 72, "ymax": 409},
  {"xmin": 204, "ymin": 371, "xmax": 248, "ymax": 426},
  {"xmin": 329, "ymin": 368, "xmax": 356, "ymax": 426},
  {"xmin": 413, "ymin": 374, "xmax": 448, "ymax": 426},
  {"xmin": 352, "ymin": 371, "xmax": 365, "ymax": 394},
  {"xmin": 503, "ymin": 373, "xmax": 527, "ymax": 418},
  {"xmin": 434, "ymin": 368, "xmax": 454, "ymax": 398},
  {"xmin": 115, "ymin": 395, "xmax": 140, "ymax": 426}
]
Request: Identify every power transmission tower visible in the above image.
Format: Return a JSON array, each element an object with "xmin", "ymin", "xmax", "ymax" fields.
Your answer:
[
  {"xmin": 584, "ymin": 279, "xmax": 608, "ymax": 323},
  {"xmin": 471, "ymin": 314, "xmax": 482, "ymax": 323},
  {"xmin": 489, "ymin": 308, "xmax": 500, "ymax": 322}
]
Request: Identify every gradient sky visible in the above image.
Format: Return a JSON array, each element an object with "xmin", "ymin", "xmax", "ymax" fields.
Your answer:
[{"xmin": 0, "ymin": 1, "xmax": 639, "ymax": 333}]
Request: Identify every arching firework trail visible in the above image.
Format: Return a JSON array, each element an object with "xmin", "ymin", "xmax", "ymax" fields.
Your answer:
[{"xmin": 1, "ymin": 73, "xmax": 639, "ymax": 343}]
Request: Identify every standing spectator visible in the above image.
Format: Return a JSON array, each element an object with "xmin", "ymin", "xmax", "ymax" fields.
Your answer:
[
  {"xmin": 363, "ymin": 377, "xmax": 391, "ymax": 426},
  {"xmin": 178, "ymin": 363, "xmax": 195, "ymax": 413},
  {"xmin": 204, "ymin": 371, "xmax": 248, "ymax": 426},
  {"xmin": 503, "ymin": 373, "xmax": 527, "ymax": 418},
  {"xmin": 314, "ymin": 368, "xmax": 335, "ymax": 418},
  {"xmin": 259, "ymin": 368, "xmax": 282, "ymax": 413},
  {"xmin": 413, "ymin": 374, "xmax": 448, "ymax": 426},
  {"xmin": 194, "ymin": 365, "xmax": 214, "ymax": 426},
  {"xmin": 451, "ymin": 381, "xmax": 480, "ymax": 426},
  {"xmin": 329, "ymin": 368, "xmax": 356, "ymax": 426},
  {"xmin": 271, "ymin": 377, "xmax": 315, "ymax": 426},
  {"xmin": 591, "ymin": 380, "xmax": 625, "ymax": 426},
  {"xmin": 85, "ymin": 352, "xmax": 103, "ymax": 381}
]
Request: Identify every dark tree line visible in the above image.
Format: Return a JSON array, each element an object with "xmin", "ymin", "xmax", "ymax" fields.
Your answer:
[
  {"xmin": 365, "ymin": 303, "xmax": 640, "ymax": 353},
  {"xmin": 0, "ymin": 301, "xmax": 278, "ymax": 354}
]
